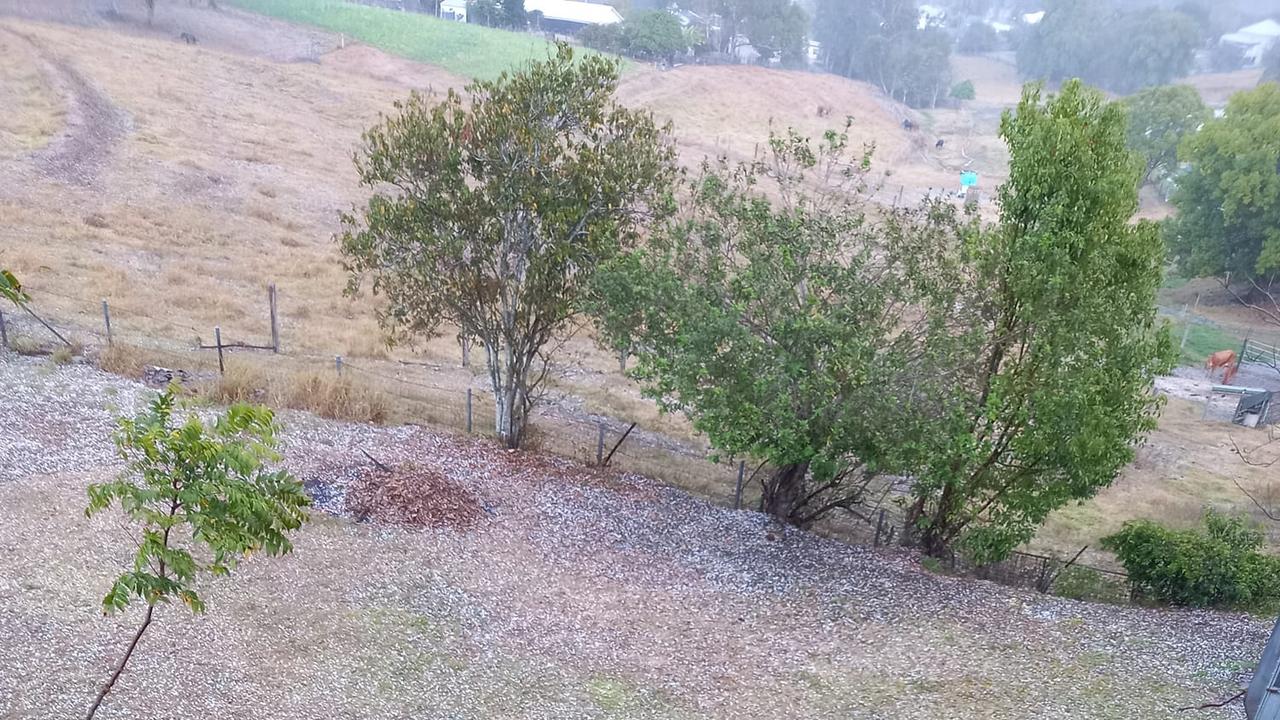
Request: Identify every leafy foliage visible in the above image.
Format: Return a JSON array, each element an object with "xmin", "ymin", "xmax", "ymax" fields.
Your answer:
[
  {"xmin": 1017, "ymin": 0, "xmax": 1199, "ymax": 94},
  {"xmin": 87, "ymin": 390, "xmax": 309, "ymax": 614},
  {"xmin": 83, "ymin": 389, "xmax": 309, "ymax": 718},
  {"xmin": 1104, "ymin": 511, "xmax": 1280, "ymax": 612},
  {"xmin": 340, "ymin": 45, "xmax": 677, "ymax": 448},
  {"xmin": 1165, "ymin": 84, "xmax": 1280, "ymax": 280},
  {"xmin": 815, "ymin": 0, "xmax": 953, "ymax": 107},
  {"xmin": 591, "ymin": 126, "xmax": 970, "ymax": 525},
  {"xmin": 0, "ymin": 268, "xmax": 25, "ymax": 305},
  {"xmin": 950, "ymin": 79, "xmax": 976, "ymax": 101},
  {"xmin": 581, "ymin": 10, "xmax": 688, "ymax": 60},
  {"xmin": 1122, "ymin": 84, "xmax": 1211, "ymax": 185},
  {"xmin": 902, "ymin": 81, "xmax": 1175, "ymax": 561},
  {"xmin": 715, "ymin": 0, "xmax": 809, "ymax": 65},
  {"xmin": 623, "ymin": 11, "xmax": 685, "ymax": 59}
]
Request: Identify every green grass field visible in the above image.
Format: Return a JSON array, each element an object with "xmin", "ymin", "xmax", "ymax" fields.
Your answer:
[
  {"xmin": 1162, "ymin": 315, "xmax": 1244, "ymax": 365},
  {"xmin": 228, "ymin": 0, "xmax": 606, "ymax": 79}
]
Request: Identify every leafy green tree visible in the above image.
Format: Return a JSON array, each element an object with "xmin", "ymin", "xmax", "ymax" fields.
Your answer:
[
  {"xmin": 0, "ymin": 268, "xmax": 24, "ymax": 305},
  {"xmin": 622, "ymin": 10, "xmax": 687, "ymax": 60},
  {"xmin": 957, "ymin": 22, "xmax": 998, "ymax": 54},
  {"xmin": 814, "ymin": 0, "xmax": 953, "ymax": 107},
  {"xmin": 340, "ymin": 46, "xmax": 677, "ymax": 449},
  {"xmin": 1017, "ymin": 0, "xmax": 1199, "ymax": 93},
  {"xmin": 1165, "ymin": 84, "xmax": 1280, "ymax": 281},
  {"xmin": 902, "ymin": 81, "xmax": 1174, "ymax": 561},
  {"xmin": 1122, "ymin": 84, "xmax": 1211, "ymax": 184},
  {"xmin": 467, "ymin": 0, "xmax": 499, "ymax": 26},
  {"xmin": 950, "ymin": 79, "xmax": 976, "ymax": 101},
  {"xmin": 84, "ymin": 390, "xmax": 309, "ymax": 719},
  {"xmin": 716, "ymin": 0, "xmax": 808, "ymax": 65},
  {"xmin": 498, "ymin": 0, "xmax": 526, "ymax": 28},
  {"xmin": 590, "ymin": 126, "xmax": 970, "ymax": 525},
  {"xmin": 578, "ymin": 22, "xmax": 626, "ymax": 53}
]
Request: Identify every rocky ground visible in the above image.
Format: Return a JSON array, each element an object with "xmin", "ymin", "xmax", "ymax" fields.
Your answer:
[{"xmin": 0, "ymin": 353, "xmax": 1267, "ymax": 718}]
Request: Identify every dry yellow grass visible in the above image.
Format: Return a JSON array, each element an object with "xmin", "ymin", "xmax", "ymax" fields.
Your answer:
[
  {"xmin": 1029, "ymin": 396, "xmax": 1280, "ymax": 567},
  {"xmin": 0, "ymin": 29, "xmax": 64, "ymax": 157}
]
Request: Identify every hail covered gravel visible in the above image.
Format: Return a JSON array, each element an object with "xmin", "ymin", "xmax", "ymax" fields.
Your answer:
[{"xmin": 0, "ymin": 353, "xmax": 1266, "ymax": 719}]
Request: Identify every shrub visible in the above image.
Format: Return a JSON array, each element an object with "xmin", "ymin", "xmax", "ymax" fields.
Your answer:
[
  {"xmin": 281, "ymin": 370, "xmax": 390, "ymax": 424},
  {"xmin": 950, "ymin": 80, "xmax": 975, "ymax": 101},
  {"xmin": 1103, "ymin": 510, "xmax": 1280, "ymax": 612},
  {"xmin": 1050, "ymin": 565, "xmax": 1128, "ymax": 604}
]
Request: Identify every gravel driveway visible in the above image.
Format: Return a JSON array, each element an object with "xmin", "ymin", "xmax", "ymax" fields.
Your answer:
[{"xmin": 0, "ymin": 353, "xmax": 1267, "ymax": 719}]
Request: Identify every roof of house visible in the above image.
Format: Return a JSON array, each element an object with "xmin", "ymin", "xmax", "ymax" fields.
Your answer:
[
  {"xmin": 524, "ymin": 0, "xmax": 623, "ymax": 25},
  {"xmin": 1222, "ymin": 18, "xmax": 1280, "ymax": 45}
]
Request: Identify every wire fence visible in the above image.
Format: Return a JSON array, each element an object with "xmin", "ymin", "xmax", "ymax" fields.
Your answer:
[{"xmin": 2, "ymin": 280, "xmax": 1147, "ymax": 603}]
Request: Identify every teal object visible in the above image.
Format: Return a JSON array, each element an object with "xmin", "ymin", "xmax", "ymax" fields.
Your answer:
[{"xmin": 960, "ymin": 171, "xmax": 979, "ymax": 187}]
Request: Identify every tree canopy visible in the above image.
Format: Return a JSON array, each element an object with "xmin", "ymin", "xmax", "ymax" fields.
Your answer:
[
  {"xmin": 902, "ymin": 81, "xmax": 1173, "ymax": 561},
  {"xmin": 622, "ymin": 10, "xmax": 687, "ymax": 60},
  {"xmin": 1016, "ymin": 0, "xmax": 1199, "ymax": 94},
  {"xmin": 591, "ymin": 127, "xmax": 967, "ymax": 525},
  {"xmin": 1165, "ymin": 84, "xmax": 1280, "ymax": 280},
  {"xmin": 340, "ymin": 45, "xmax": 677, "ymax": 449},
  {"xmin": 815, "ymin": 0, "xmax": 953, "ymax": 107},
  {"xmin": 713, "ymin": 0, "xmax": 809, "ymax": 65},
  {"xmin": 1122, "ymin": 84, "xmax": 1211, "ymax": 185}
]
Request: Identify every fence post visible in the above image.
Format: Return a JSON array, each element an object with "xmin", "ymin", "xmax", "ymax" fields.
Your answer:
[
  {"xmin": 268, "ymin": 283, "xmax": 279, "ymax": 353},
  {"xmin": 466, "ymin": 388, "xmax": 473, "ymax": 433},
  {"xmin": 214, "ymin": 326, "xmax": 225, "ymax": 376},
  {"xmin": 335, "ymin": 355, "xmax": 343, "ymax": 376},
  {"xmin": 0, "ymin": 309, "xmax": 7, "ymax": 349},
  {"xmin": 101, "ymin": 300, "xmax": 113, "ymax": 346},
  {"xmin": 595, "ymin": 424, "xmax": 605, "ymax": 465},
  {"xmin": 1179, "ymin": 303, "xmax": 1190, "ymax": 351},
  {"xmin": 1239, "ymin": 331, "xmax": 1252, "ymax": 369},
  {"xmin": 733, "ymin": 460, "xmax": 745, "ymax": 510}
]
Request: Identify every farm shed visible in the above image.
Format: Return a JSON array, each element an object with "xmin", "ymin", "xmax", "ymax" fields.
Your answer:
[{"xmin": 523, "ymin": 0, "xmax": 622, "ymax": 34}]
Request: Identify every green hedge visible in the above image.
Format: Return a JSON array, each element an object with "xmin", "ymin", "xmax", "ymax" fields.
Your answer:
[{"xmin": 1103, "ymin": 510, "xmax": 1280, "ymax": 612}]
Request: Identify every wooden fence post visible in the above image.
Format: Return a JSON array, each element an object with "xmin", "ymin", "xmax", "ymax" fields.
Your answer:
[
  {"xmin": 268, "ymin": 283, "xmax": 279, "ymax": 353},
  {"xmin": 1239, "ymin": 331, "xmax": 1252, "ymax": 369},
  {"xmin": 214, "ymin": 326, "xmax": 225, "ymax": 376},
  {"xmin": 335, "ymin": 355, "xmax": 344, "ymax": 376},
  {"xmin": 1179, "ymin": 303, "xmax": 1190, "ymax": 351},
  {"xmin": 0, "ymin": 309, "xmax": 7, "ymax": 349},
  {"xmin": 733, "ymin": 460, "xmax": 745, "ymax": 510},
  {"xmin": 466, "ymin": 388, "xmax": 473, "ymax": 433},
  {"xmin": 596, "ymin": 424, "xmax": 605, "ymax": 465},
  {"xmin": 101, "ymin": 300, "xmax": 113, "ymax": 345},
  {"xmin": 601, "ymin": 422, "xmax": 637, "ymax": 467}
]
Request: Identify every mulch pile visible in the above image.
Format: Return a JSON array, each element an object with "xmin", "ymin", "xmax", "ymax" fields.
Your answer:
[{"xmin": 345, "ymin": 463, "xmax": 486, "ymax": 530}]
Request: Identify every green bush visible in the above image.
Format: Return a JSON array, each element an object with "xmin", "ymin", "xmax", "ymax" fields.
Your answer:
[
  {"xmin": 957, "ymin": 23, "xmax": 998, "ymax": 54},
  {"xmin": 950, "ymin": 80, "xmax": 976, "ymax": 101},
  {"xmin": 1103, "ymin": 510, "xmax": 1280, "ymax": 612}
]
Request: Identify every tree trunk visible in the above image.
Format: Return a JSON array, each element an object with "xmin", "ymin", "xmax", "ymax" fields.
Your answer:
[
  {"xmin": 145, "ymin": 0, "xmax": 154, "ymax": 23},
  {"xmin": 85, "ymin": 604, "xmax": 155, "ymax": 720},
  {"xmin": 760, "ymin": 461, "xmax": 810, "ymax": 523}
]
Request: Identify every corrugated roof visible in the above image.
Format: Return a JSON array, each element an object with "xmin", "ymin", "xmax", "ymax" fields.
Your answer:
[{"xmin": 524, "ymin": 0, "xmax": 623, "ymax": 25}]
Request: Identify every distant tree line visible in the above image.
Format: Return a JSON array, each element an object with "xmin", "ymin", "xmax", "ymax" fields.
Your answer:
[
  {"xmin": 1015, "ymin": 0, "xmax": 1200, "ymax": 94},
  {"xmin": 814, "ymin": 0, "xmax": 953, "ymax": 108}
]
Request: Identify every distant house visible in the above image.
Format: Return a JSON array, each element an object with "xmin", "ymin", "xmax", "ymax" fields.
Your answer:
[
  {"xmin": 1021, "ymin": 10, "xmax": 1044, "ymax": 25},
  {"xmin": 1219, "ymin": 19, "xmax": 1280, "ymax": 68},
  {"xmin": 523, "ymin": 0, "xmax": 622, "ymax": 34},
  {"xmin": 439, "ymin": 0, "xmax": 466, "ymax": 22}
]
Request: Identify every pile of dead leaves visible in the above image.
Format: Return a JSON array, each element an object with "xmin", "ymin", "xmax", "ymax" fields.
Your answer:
[{"xmin": 346, "ymin": 463, "xmax": 485, "ymax": 530}]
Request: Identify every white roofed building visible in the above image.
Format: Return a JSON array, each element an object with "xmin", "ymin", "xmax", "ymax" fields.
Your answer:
[
  {"xmin": 1220, "ymin": 19, "xmax": 1280, "ymax": 67},
  {"xmin": 524, "ymin": 0, "xmax": 623, "ymax": 34}
]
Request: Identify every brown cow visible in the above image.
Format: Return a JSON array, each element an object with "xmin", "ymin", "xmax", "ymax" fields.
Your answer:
[{"xmin": 1206, "ymin": 349, "xmax": 1237, "ymax": 383}]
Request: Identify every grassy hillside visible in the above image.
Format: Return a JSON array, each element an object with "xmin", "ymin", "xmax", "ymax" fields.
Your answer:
[{"xmin": 227, "ymin": 0, "xmax": 587, "ymax": 79}]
